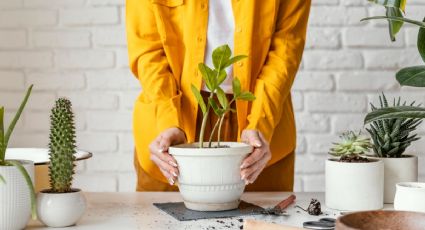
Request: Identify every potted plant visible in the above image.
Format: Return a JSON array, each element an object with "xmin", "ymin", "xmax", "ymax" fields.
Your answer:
[
  {"xmin": 0, "ymin": 85, "xmax": 37, "ymax": 230},
  {"xmin": 36, "ymin": 98, "xmax": 86, "ymax": 227},
  {"xmin": 325, "ymin": 131, "xmax": 384, "ymax": 211},
  {"xmin": 168, "ymin": 44, "xmax": 255, "ymax": 211},
  {"xmin": 366, "ymin": 94, "xmax": 422, "ymax": 203}
]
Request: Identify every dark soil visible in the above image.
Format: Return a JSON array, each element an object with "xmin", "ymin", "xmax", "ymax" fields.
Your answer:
[
  {"xmin": 296, "ymin": 199, "xmax": 323, "ymax": 216},
  {"xmin": 339, "ymin": 154, "xmax": 370, "ymax": 163}
]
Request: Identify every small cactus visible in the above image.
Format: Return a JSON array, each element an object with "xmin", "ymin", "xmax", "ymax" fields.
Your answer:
[{"xmin": 48, "ymin": 98, "xmax": 76, "ymax": 193}]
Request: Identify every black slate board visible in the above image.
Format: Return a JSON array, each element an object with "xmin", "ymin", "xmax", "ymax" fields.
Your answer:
[{"xmin": 153, "ymin": 201, "xmax": 264, "ymax": 221}]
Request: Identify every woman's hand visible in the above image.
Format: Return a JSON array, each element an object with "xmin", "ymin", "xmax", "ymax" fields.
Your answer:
[
  {"xmin": 149, "ymin": 127, "xmax": 186, "ymax": 185},
  {"xmin": 240, "ymin": 129, "xmax": 272, "ymax": 185}
]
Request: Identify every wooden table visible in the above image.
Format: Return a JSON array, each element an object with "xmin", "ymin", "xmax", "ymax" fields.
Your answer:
[{"xmin": 27, "ymin": 192, "xmax": 392, "ymax": 230}]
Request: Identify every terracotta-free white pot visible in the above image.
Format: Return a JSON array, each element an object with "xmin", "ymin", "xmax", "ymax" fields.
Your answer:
[
  {"xmin": 169, "ymin": 142, "xmax": 252, "ymax": 211},
  {"xmin": 0, "ymin": 160, "xmax": 34, "ymax": 230},
  {"xmin": 37, "ymin": 189, "xmax": 86, "ymax": 227},
  {"xmin": 325, "ymin": 158, "xmax": 384, "ymax": 211},
  {"xmin": 377, "ymin": 155, "xmax": 418, "ymax": 204},
  {"xmin": 394, "ymin": 182, "xmax": 425, "ymax": 213}
]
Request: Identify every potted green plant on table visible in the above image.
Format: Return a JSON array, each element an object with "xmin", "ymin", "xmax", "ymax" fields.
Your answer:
[
  {"xmin": 0, "ymin": 85, "xmax": 37, "ymax": 230},
  {"xmin": 36, "ymin": 98, "xmax": 86, "ymax": 227},
  {"xmin": 366, "ymin": 94, "xmax": 422, "ymax": 203},
  {"xmin": 326, "ymin": 131, "xmax": 384, "ymax": 211},
  {"xmin": 168, "ymin": 44, "xmax": 255, "ymax": 211}
]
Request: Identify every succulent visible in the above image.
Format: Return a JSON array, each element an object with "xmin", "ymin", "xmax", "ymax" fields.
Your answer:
[
  {"xmin": 48, "ymin": 98, "xmax": 77, "ymax": 193},
  {"xmin": 366, "ymin": 94, "xmax": 421, "ymax": 158},
  {"xmin": 329, "ymin": 131, "xmax": 372, "ymax": 157}
]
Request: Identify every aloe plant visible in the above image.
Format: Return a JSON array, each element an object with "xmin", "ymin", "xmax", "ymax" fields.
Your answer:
[
  {"xmin": 0, "ymin": 85, "xmax": 37, "ymax": 219},
  {"xmin": 362, "ymin": 0, "xmax": 425, "ymax": 123},
  {"xmin": 192, "ymin": 45, "xmax": 255, "ymax": 148}
]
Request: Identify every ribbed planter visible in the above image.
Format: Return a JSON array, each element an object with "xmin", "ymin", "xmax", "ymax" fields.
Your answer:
[
  {"xmin": 0, "ymin": 160, "xmax": 34, "ymax": 230},
  {"xmin": 169, "ymin": 142, "xmax": 252, "ymax": 211}
]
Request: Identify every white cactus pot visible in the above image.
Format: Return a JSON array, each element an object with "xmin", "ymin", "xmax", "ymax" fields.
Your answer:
[
  {"xmin": 0, "ymin": 160, "xmax": 34, "ymax": 230},
  {"xmin": 394, "ymin": 182, "xmax": 425, "ymax": 213},
  {"xmin": 37, "ymin": 189, "xmax": 86, "ymax": 228},
  {"xmin": 169, "ymin": 142, "xmax": 252, "ymax": 211},
  {"xmin": 325, "ymin": 158, "xmax": 384, "ymax": 211}
]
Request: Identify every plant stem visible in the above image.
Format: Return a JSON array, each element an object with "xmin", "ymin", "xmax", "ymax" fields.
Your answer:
[
  {"xmin": 208, "ymin": 117, "xmax": 221, "ymax": 148},
  {"xmin": 199, "ymin": 92, "xmax": 214, "ymax": 148},
  {"xmin": 217, "ymin": 115, "xmax": 225, "ymax": 147}
]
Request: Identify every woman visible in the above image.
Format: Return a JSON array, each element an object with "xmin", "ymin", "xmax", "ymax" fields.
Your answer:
[{"xmin": 126, "ymin": 0, "xmax": 311, "ymax": 191}]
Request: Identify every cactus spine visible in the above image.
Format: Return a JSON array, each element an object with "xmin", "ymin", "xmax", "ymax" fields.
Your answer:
[{"xmin": 48, "ymin": 98, "xmax": 76, "ymax": 193}]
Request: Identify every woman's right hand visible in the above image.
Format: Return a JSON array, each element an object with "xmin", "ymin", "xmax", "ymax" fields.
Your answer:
[{"xmin": 149, "ymin": 127, "xmax": 186, "ymax": 185}]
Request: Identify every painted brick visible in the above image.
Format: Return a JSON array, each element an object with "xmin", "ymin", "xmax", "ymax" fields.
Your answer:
[
  {"xmin": 291, "ymin": 91, "xmax": 303, "ymax": 112},
  {"xmin": 119, "ymin": 90, "xmax": 139, "ymax": 110},
  {"xmin": 26, "ymin": 72, "xmax": 86, "ymax": 90},
  {"xmin": 88, "ymin": 0, "xmax": 125, "ymax": 5},
  {"xmin": 55, "ymin": 51, "xmax": 114, "ymax": 69},
  {"xmin": 344, "ymin": 28, "xmax": 404, "ymax": 47},
  {"xmin": 86, "ymin": 69, "xmax": 139, "ymax": 90},
  {"xmin": 33, "ymin": 30, "xmax": 90, "ymax": 48},
  {"xmin": 61, "ymin": 8, "xmax": 119, "ymax": 26},
  {"xmin": 296, "ymin": 113, "xmax": 330, "ymax": 133},
  {"xmin": 309, "ymin": 7, "xmax": 367, "ymax": 26},
  {"xmin": 0, "ymin": 30, "xmax": 26, "ymax": 48},
  {"xmin": 118, "ymin": 173, "xmax": 137, "ymax": 192},
  {"xmin": 77, "ymin": 133, "xmax": 118, "ymax": 153},
  {"xmin": 24, "ymin": 0, "xmax": 85, "ymax": 7},
  {"xmin": 303, "ymin": 175, "xmax": 325, "ymax": 192},
  {"xmin": 74, "ymin": 173, "xmax": 117, "ymax": 192},
  {"xmin": 306, "ymin": 134, "xmax": 336, "ymax": 155},
  {"xmin": 0, "ymin": 10, "xmax": 57, "ymax": 27},
  {"xmin": 86, "ymin": 154, "xmax": 133, "ymax": 172},
  {"xmin": 336, "ymin": 71, "xmax": 399, "ymax": 91},
  {"xmin": 27, "ymin": 92, "xmax": 57, "ymax": 110},
  {"xmin": 0, "ymin": 51, "xmax": 52, "ymax": 68},
  {"xmin": 293, "ymin": 72, "xmax": 334, "ymax": 91},
  {"xmin": 93, "ymin": 27, "xmax": 126, "ymax": 46},
  {"xmin": 305, "ymin": 28, "xmax": 340, "ymax": 49},
  {"xmin": 0, "ymin": 0, "xmax": 23, "ymax": 8},
  {"xmin": 115, "ymin": 48, "xmax": 129, "ymax": 68},
  {"xmin": 87, "ymin": 111, "xmax": 132, "ymax": 131},
  {"xmin": 0, "ymin": 71, "xmax": 25, "ymax": 90},
  {"xmin": 331, "ymin": 114, "xmax": 366, "ymax": 133},
  {"xmin": 119, "ymin": 133, "xmax": 134, "ymax": 153},
  {"xmin": 364, "ymin": 49, "xmax": 423, "ymax": 70},
  {"xmin": 295, "ymin": 155, "xmax": 326, "ymax": 174},
  {"xmin": 406, "ymin": 28, "xmax": 419, "ymax": 47},
  {"xmin": 303, "ymin": 51, "xmax": 363, "ymax": 70},
  {"xmin": 57, "ymin": 92, "xmax": 119, "ymax": 110},
  {"xmin": 306, "ymin": 93, "xmax": 367, "ymax": 112}
]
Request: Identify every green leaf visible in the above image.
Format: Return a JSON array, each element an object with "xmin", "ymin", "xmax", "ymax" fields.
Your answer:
[
  {"xmin": 191, "ymin": 84, "xmax": 207, "ymax": 114},
  {"xmin": 212, "ymin": 45, "xmax": 232, "ymax": 70},
  {"xmin": 386, "ymin": 7, "xmax": 404, "ymax": 41},
  {"xmin": 237, "ymin": 92, "xmax": 256, "ymax": 101},
  {"xmin": 3, "ymin": 85, "xmax": 32, "ymax": 161},
  {"xmin": 418, "ymin": 18, "xmax": 425, "ymax": 62},
  {"xmin": 224, "ymin": 55, "xmax": 248, "ymax": 68},
  {"xmin": 216, "ymin": 88, "xmax": 228, "ymax": 109},
  {"xmin": 361, "ymin": 16, "xmax": 425, "ymax": 28},
  {"xmin": 7, "ymin": 160, "xmax": 37, "ymax": 220},
  {"xmin": 365, "ymin": 106, "xmax": 425, "ymax": 124},
  {"xmin": 368, "ymin": 0, "xmax": 406, "ymax": 11},
  {"xmin": 208, "ymin": 98, "xmax": 222, "ymax": 116},
  {"xmin": 232, "ymin": 78, "xmax": 242, "ymax": 97},
  {"xmin": 0, "ymin": 107, "xmax": 4, "ymax": 160},
  {"xmin": 396, "ymin": 66, "xmax": 425, "ymax": 87},
  {"xmin": 216, "ymin": 69, "xmax": 227, "ymax": 86},
  {"xmin": 198, "ymin": 63, "xmax": 216, "ymax": 91},
  {"xmin": 0, "ymin": 174, "xmax": 5, "ymax": 184}
]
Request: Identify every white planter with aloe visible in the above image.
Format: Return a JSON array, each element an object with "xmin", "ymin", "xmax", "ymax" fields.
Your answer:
[
  {"xmin": 169, "ymin": 45, "xmax": 255, "ymax": 211},
  {"xmin": 0, "ymin": 85, "xmax": 37, "ymax": 230}
]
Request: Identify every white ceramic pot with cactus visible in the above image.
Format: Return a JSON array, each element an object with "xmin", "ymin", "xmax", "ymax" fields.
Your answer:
[
  {"xmin": 325, "ymin": 131, "xmax": 384, "ymax": 211},
  {"xmin": 36, "ymin": 98, "xmax": 87, "ymax": 228},
  {"xmin": 1, "ymin": 86, "xmax": 37, "ymax": 230},
  {"xmin": 169, "ymin": 45, "xmax": 255, "ymax": 211},
  {"xmin": 366, "ymin": 94, "xmax": 421, "ymax": 203}
]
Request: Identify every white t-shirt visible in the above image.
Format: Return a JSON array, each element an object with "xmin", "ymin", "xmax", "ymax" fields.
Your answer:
[{"xmin": 202, "ymin": 0, "xmax": 235, "ymax": 94}]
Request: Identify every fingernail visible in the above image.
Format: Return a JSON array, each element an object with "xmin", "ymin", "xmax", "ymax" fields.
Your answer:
[
  {"xmin": 241, "ymin": 174, "xmax": 245, "ymax": 180},
  {"xmin": 245, "ymin": 180, "xmax": 250, "ymax": 185},
  {"xmin": 169, "ymin": 161, "xmax": 178, "ymax": 167},
  {"xmin": 240, "ymin": 164, "xmax": 246, "ymax": 169},
  {"xmin": 255, "ymin": 142, "xmax": 262, "ymax": 147},
  {"xmin": 158, "ymin": 148, "xmax": 164, "ymax": 153},
  {"xmin": 171, "ymin": 171, "xmax": 178, "ymax": 177},
  {"xmin": 169, "ymin": 178, "xmax": 174, "ymax": 185}
]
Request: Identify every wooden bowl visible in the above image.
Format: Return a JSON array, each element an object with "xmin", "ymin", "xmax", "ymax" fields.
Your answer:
[{"xmin": 336, "ymin": 210, "xmax": 425, "ymax": 230}]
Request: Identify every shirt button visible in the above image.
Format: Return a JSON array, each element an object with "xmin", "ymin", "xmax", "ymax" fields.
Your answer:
[
  {"xmin": 200, "ymin": 3, "xmax": 206, "ymax": 9},
  {"xmin": 238, "ymin": 61, "xmax": 243, "ymax": 67},
  {"xmin": 236, "ymin": 27, "xmax": 242, "ymax": 33},
  {"xmin": 197, "ymin": 37, "xmax": 203, "ymax": 42}
]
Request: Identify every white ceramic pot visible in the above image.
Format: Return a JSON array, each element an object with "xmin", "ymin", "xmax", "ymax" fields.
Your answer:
[
  {"xmin": 37, "ymin": 189, "xmax": 86, "ymax": 227},
  {"xmin": 169, "ymin": 142, "xmax": 252, "ymax": 211},
  {"xmin": 394, "ymin": 182, "xmax": 425, "ymax": 213},
  {"xmin": 379, "ymin": 155, "xmax": 418, "ymax": 204},
  {"xmin": 325, "ymin": 158, "xmax": 384, "ymax": 211},
  {"xmin": 0, "ymin": 160, "xmax": 34, "ymax": 230}
]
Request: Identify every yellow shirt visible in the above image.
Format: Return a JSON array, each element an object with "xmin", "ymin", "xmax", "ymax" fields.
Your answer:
[{"xmin": 126, "ymin": 0, "xmax": 311, "ymax": 183}]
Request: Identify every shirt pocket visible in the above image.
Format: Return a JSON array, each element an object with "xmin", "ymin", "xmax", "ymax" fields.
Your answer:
[{"xmin": 151, "ymin": 0, "xmax": 183, "ymax": 7}]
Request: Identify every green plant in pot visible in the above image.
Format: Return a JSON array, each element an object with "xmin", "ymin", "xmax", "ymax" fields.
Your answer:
[
  {"xmin": 326, "ymin": 131, "xmax": 384, "ymax": 211},
  {"xmin": 168, "ymin": 44, "xmax": 256, "ymax": 211},
  {"xmin": 36, "ymin": 98, "xmax": 86, "ymax": 227},
  {"xmin": 366, "ymin": 94, "xmax": 422, "ymax": 203},
  {"xmin": 0, "ymin": 85, "xmax": 37, "ymax": 230}
]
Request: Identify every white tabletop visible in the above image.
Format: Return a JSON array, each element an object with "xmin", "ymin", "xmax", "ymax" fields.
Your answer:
[{"xmin": 26, "ymin": 192, "xmax": 393, "ymax": 230}]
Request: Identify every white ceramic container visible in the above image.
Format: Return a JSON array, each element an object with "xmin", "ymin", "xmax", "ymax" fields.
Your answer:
[
  {"xmin": 394, "ymin": 182, "xmax": 425, "ymax": 213},
  {"xmin": 0, "ymin": 160, "xmax": 34, "ymax": 230},
  {"xmin": 169, "ymin": 142, "xmax": 252, "ymax": 211},
  {"xmin": 37, "ymin": 189, "xmax": 86, "ymax": 227},
  {"xmin": 325, "ymin": 158, "xmax": 384, "ymax": 211},
  {"xmin": 379, "ymin": 155, "xmax": 418, "ymax": 204}
]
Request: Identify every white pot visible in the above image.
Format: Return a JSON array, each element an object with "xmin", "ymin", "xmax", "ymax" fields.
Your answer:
[
  {"xmin": 0, "ymin": 160, "xmax": 34, "ymax": 230},
  {"xmin": 394, "ymin": 182, "xmax": 425, "ymax": 213},
  {"xmin": 37, "ymin": 189, "xmax": 86, "ymax": 227},
  {"xmin": 376, "ymin": 155, "xmax": 418, "ymax": 204},
  {"xmin": 169, "ymin": 142, "xmax": 252, "ymax": 211},
  {"xmin": 325, "ymin": 158, "xmax": 384, "ymax": 211}
]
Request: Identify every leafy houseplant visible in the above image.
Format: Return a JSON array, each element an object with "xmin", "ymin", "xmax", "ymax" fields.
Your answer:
[
  {"xmin": 0, "ymin": 85, "xmax": 37, "ymax": 229},
  {"xmin": 168, "ymin": 45, "xmax": 256, "ymax": 211},
  {"xmin": 191, "ymin": 44, "xmax": 255, "ymax": 148},
  {"xmin": 36, "ymin": 98, "xmax": 86, "ymax": 227},
  {"xmin": 362, "ymin": 0, "xmax": 425, "ymax": 122},
  {"xmin": 326, "ymin": 131, "xmax": 384, "ymax": 211}
]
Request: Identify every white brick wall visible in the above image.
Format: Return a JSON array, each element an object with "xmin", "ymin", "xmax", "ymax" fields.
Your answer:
[{"xmin": 0, "ymin": 0, "xmax": 424, "ymax": 192}]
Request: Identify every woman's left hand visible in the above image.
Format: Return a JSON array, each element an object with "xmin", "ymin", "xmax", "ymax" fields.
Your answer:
[{"xmin": 240, "ymin": 129, "xmax": 272, "ymax": 185}]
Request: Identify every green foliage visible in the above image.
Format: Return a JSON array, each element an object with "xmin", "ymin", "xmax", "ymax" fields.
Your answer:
[
  {"xmin": 48, "ymin": 98, "xmax": 77, "ymax": 193},
  {"xmin": 366, "ymin": 94, "xmax": 421, "ymax": 158},
  {"xmin": 366, "ymin": 0, "xmax": 406, "ymax": 41},
  {"xmin": 396, "ymin": 66, "xmax": 425, "ymax": 87},
  {"xmin": 329, "ymin": 131, "xmax": 372, "ymax": 157},
  {"xmin": 192, "ymin": 45, "xmax": 255, "ymax": 148}
]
